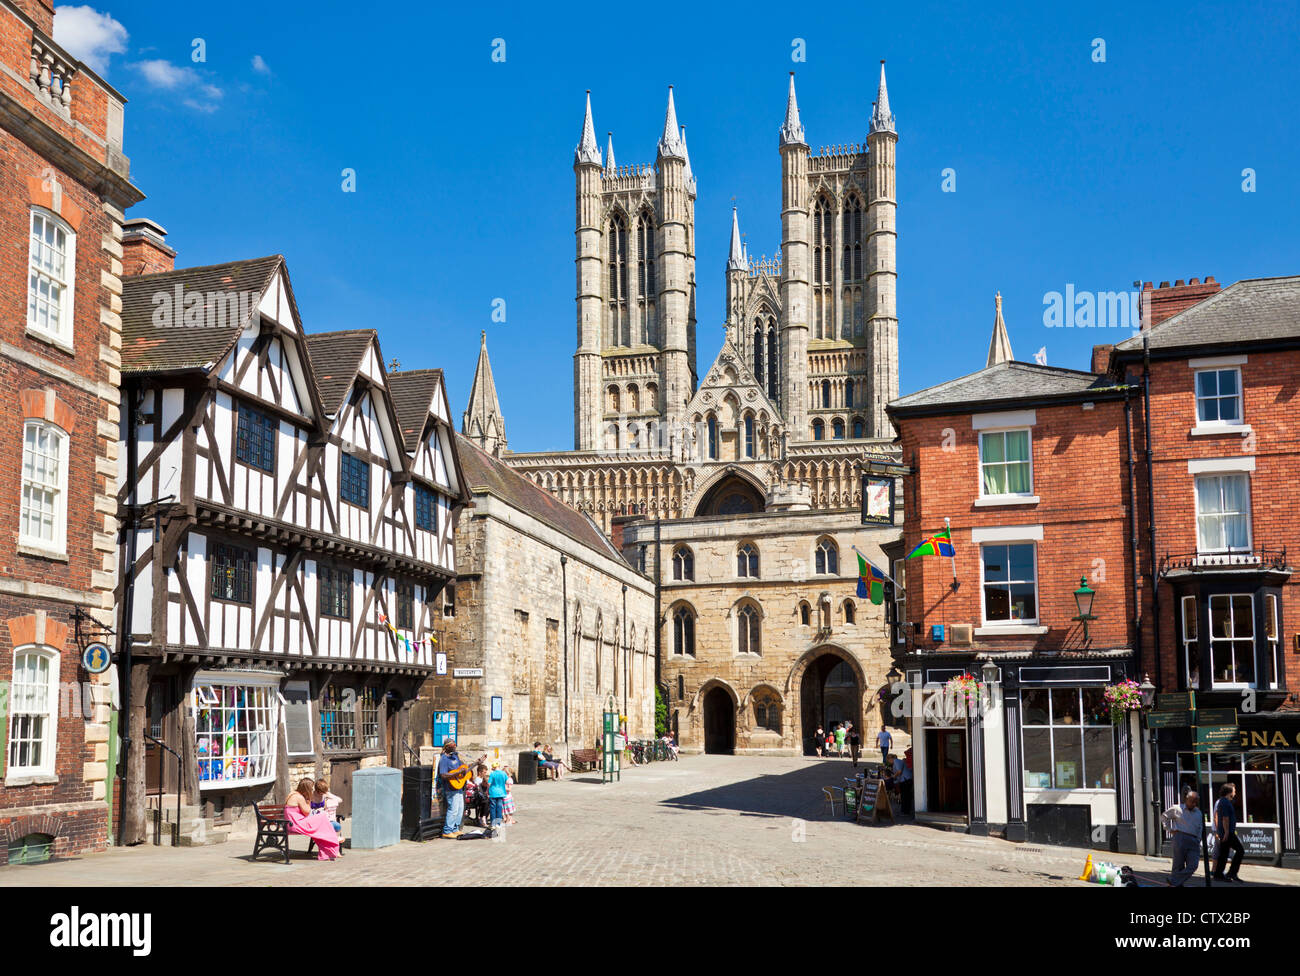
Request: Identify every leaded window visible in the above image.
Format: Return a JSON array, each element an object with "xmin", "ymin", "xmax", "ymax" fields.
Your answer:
[
  {"xmin": 319, "ymin": 685, "xmax": 357, "ymax": 751},
  {"xmin": 415, "ymin": 484, "xmax": 436, "ymax": 531},
  {"xmin": 211, "ymin": 542, "xmax": 253, "ymax": 604},
  {"xmin": 319, "ymin": 564, "xmax": 352, "ymax": 619},
  {"xmin": 341, "ymin": 453, "xmax": 369, "ymax": 508},
  {"xmin": 236, "ymin": 404, "xmax": 276, "ymax": 473}
]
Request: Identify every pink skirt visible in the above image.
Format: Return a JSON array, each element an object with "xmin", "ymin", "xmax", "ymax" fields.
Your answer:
[{"xmin": 284, "ymin": 805, "xmax": 340, "ymax": 860}]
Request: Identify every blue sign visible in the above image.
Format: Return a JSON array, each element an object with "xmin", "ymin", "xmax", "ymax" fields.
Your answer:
[
  {"xmin": 82, "ymin": 642, "xmax": 112, "ymax": 674},
  {"xmin": 433, "ymin": 711, "xmax": 458, "ymax": 747}
]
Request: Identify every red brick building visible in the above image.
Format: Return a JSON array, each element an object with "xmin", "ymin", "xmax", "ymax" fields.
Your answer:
[
  {"xmin": 1111, "ymin": 275, "xmax": 1300, "ymax": 867},
  {"xmin": 887, "ymin": 328, "xmax": 1144, "ymax": 851},
  {"xmin": 0, "ymin": 0, "xmax": 143, "ymax": 863}
]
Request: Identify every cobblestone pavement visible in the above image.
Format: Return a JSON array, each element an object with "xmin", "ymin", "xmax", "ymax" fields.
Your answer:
[{"xmin": 4, "ymin": 756, "xmax": 1297, "ymax": 887}]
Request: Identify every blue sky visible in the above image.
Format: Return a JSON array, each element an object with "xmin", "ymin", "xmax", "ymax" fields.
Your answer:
[{"xmin": 61, "ymin": 1, "xmax": 1300, "ymax": 452}]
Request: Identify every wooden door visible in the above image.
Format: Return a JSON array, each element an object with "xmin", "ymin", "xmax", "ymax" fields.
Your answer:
[
  {"xmin": 926, "ymin": 729, "xmax": 968, "ymax": 814},
  {"xmin": 144, "ymin": 678, "xmax": 177, "ymax": 795},
  {"xmin": 330, "ymin": 759, "xmax": 360, "ymax": 819}
]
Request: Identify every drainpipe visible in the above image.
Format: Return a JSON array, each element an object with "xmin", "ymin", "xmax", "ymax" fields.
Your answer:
[{"xmin": 561, "ymin": 554, "xmax": 569, "ymax": 745}]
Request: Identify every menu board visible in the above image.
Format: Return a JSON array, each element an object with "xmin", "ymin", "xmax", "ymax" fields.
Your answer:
[{"xmin": 1236, "ymin": 825, "xmax": 1277, "ymax": 857}]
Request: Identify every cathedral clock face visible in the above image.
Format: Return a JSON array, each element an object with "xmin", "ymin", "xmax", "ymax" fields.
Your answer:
[{"xmin": 862, "ymin": 475, "xmax": 895, "ymax": 524}]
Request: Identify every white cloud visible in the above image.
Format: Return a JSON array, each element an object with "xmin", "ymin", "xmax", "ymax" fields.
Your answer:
[
  {"xmin": 251, "ymin": 54, "xmax": 271, "ymax": 75},
  {"xmin": 53, "ymin": 6, "xmax": 127, "ymax": 75},
  {"xmin": 133, "ymin": 59, "xmax": 223, "ymax": 111}
]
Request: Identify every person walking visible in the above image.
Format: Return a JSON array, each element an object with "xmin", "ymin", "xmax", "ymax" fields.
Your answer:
[
  {"xmin": 876, "ymin": 727, "xmax": 893, "ymax": 767},
  {"xmin": 848, "ymin": 723, "xmax": 861, "ymax": 768},
  {"xmin": 437, "ymin": 739, "xmax": 469, "ymax": 838},
  {"xmin": 813, "ymin": 725, "xmax": 825, "ymax": 758},
  {"xmin": 833, "ymin": 723, "xmax": 847, "ymax": 758},
  {"xmin": 1161, "ymin": 789, "xmax": 1206, "ymax": 887},
  {"xmin": 1212, "ymin": 783, "xmax": 1244, "ymax": 882}
]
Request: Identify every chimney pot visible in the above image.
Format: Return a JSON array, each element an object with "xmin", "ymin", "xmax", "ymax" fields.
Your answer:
[{"xmin": 121, "ymin": 217, "xmax": 176, "ymax": 275}]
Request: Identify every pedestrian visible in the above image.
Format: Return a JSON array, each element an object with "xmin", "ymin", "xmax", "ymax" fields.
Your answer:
[
  {"xmin": 899, "ymin": 746, "xmax": 914, "ymax": 815},
  {"xmin": 1212, "ymin": 783, "xmax": 1244, "ymax": 882},
  {"xmin": 503, "ymin": 767, "xmax": 518, "ymax": 825},
  {"xmin": 487, "ymin": 760, "xmax": 509, "ymax": 829},
  {"xmin": 848, "ymin": 723, "xmax": 861, "ymax": 767},
  {"xmin": 876, "ymin": 727, "xmax": 892, "ymax": 767},
  {"xmin": 834, "ymin": 722, "xmax": 846, "ymax": 758},
  {"xmin": 1161, "ymin": 789, "xmax": 1205, "ymax": 886},
  {"xmin": 813, "ymin": 725, "xmax": 825, "ymax": 758},
  {"xmin": 437, "ymin": 739, "xmax": 470, "ymax": 838}
]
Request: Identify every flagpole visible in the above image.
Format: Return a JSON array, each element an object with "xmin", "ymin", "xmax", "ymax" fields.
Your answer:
[
  {"xmin": 945, "ymin": 516, "xmax": 958, "ymax": 590},
  {"xmin": 851, "ymin": 545, "xmax": 905, "ymax": 591}
]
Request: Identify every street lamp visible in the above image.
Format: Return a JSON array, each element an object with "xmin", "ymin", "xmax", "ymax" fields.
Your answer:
[
  {"xmin": 1139, "ymin": 673, "xmax": 1156, "ymax": 709},
  {"xmin": 886, "ymin": 664, "xmax": 901, "ymax": 684},
  {"xmin": 1071, "ymin": 576, "xmax": 1098, "ymax": 641}
]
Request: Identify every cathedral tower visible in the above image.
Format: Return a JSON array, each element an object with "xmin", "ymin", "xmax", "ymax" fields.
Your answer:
[
  {"xmin": 778, "ymin": 72, "xmax": 811, "ymax": 440},
  {"xmin": 865, "ymin": 61, "xmax": 899, "ymax": 437},
  {"xmin": 572, "ymin": 88, "xmax": 697, "ymax": 453}
]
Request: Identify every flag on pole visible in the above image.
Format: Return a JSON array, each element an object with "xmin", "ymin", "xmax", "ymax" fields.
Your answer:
[
  {"xmin": 855, "ymin": 552, "xmax": 888, "ymax": 605},
  {"xmin": 907, "ymin": 526, "xmax": 955, "ymax": 559}
]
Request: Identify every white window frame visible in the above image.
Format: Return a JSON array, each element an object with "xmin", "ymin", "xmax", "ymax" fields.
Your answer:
[
  {"xmin": 1194, "ymin": 367, "xmax": 1243, "ymax": 427},
  {"xmin": 19, "ymin": 419, "xmax": 69, "ymax": 556},
  {"xmin": 27, "ymin": 207, "xmax": 76, "ymax": 348},
  {"xmin": 893, "ymin": 559, "xmax": 907, "ymax": 645},
  {"xmin": 1019, "ymin": 687, "xmax": 1115, "ymax": 792},
  {"xmin": 1194, "ymin": 471, "xmax": 1252, "ymax": 556},
  {"xmin": 1181, "ymin": 595, "xmax": 1200, "ymax": 690},
  {"xmin": 1208, "ymin": 594, "xmax": 1256, "ymax": 690},
  {"xmin": 1265, "ymin": 595, "xmax": 1280, "ymax": 691},
  {"xmin": 979, "ymin": 541, "xmax": 1040, "ymax": 627},
  {"xmin": 978, "ymin": 427, "xmax": 1034, "ymax": 500},
  {"xmin": 191, "ymin": 671, "xmax": 280, "ymax": 790},
  {"xmin": 6, "ymin": 645, "xmax": 59, "ymax": 781}
]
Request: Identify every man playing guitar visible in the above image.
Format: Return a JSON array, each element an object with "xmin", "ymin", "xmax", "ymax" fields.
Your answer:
[{"xmin": 437, "ymin": 739, "xmax": 486, "ymax": 838}]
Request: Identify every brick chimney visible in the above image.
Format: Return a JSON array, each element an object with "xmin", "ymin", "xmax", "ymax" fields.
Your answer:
[
  {"xmin": 121, "ymin": 218, "xmax": 175, "ymax": 275},
  {"xmin": 1139, "ymin": 276, "xmax": 1220, "ymax": 329},
  {"xmin": 1091, "ymin": 343, "xmax": 1114, "ymax": 375},
  {"xmin": 15, "ymin": 0, "xmax": 55, "ymax": 36}
]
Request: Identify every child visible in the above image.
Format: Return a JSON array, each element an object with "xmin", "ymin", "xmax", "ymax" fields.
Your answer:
[
  {"xmin": 487, "ymin": 761, "xmax": 509, "ymax": 828},
  {"xmin": 313, "ymin": 778, "xmax": 344, "ymax": 845},
  {"xmin": 503, "ymin": 767, "xmax": 518, "ymax": 825}
]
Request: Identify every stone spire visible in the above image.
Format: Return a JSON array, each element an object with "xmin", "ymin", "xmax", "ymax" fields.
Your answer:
[
  {"xmin": 575, "ymin": 90, "xmax": 601, "ymax": 166},
  {"xmin": 728, "ymin": 206, "xmax": 747, "ymax": 271},
  {"xmin": 780, "ymin": 71, "xmax": 806, "ymax": 146},
  {"xmin": 463, "ymin": 330, "xmax": 507, "ymax": 456},
  {"xmin": 679, "ymin": 125, "xmax": 693, "ymax": 182},
  {"xmin": 657, "ymin": 86, "xmax": 685, "ymax": 158},
  {"xmin": 987, "ymin": 292, "xmax": 1014, "ymax": 367},
  {"xmin": 605, "ymin": 131, "xmax": 616, "ymax": 172},
  {"xmin": 870, "ymin": 60, "xmax": 895, "ymax": 134}
]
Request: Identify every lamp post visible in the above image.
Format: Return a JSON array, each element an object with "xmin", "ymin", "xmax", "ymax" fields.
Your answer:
[{"xmin": 1071, "ymin": 576, "xmax": 1098, "ymax": 642}]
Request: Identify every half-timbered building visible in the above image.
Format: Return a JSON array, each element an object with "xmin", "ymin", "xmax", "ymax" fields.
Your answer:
[{"xmin": 115, "ymin": 245, "xmax": 465, "ymax": 838}]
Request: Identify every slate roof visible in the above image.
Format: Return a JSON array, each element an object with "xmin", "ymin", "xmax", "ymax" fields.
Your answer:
[
  {"xmin": 888, "ymin": 360, "xmax": 1121, "ymax": 415},
  {"xmin": 121, "ymin": 256, "xmax": 283, "ymax": 374},
  {"xmin": 304, "ymin": 330, "xmax": 376, "ymax": 416},
  {"xmin": 389, "ymin": 369, "xmax": 443, "ymax": 452},
  {"xmin": 1114, "ymin": 276, "xmax": 1300, "ymax": 355},
  {"xmin": 455, "ymin": 434, "xmax": 624, "ymax": 563}
]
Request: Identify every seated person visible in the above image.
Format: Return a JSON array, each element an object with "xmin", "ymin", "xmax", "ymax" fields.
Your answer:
[
  {"xmin": 311, "ymin": 778, "xmax": 345, "ymax": 841},
  {"xmin": 284, "ymin": 778, "xmax": 340, "ymax": 861},
  {"xmin": 534, "ymin": 741, "xmax": 565, "ymax": 778}
]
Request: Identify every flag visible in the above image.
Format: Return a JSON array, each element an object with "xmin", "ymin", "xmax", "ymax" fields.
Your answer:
[
  {"xmin": 856, "ymin": 553, "xmax": 887, "ymax": 605},
  {"xmin": 907, "ymin": 526, "xmax": 954, "ymax": 559}
]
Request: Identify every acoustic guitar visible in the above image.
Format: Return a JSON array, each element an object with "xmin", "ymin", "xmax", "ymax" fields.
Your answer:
[{"xmin": 443, "ymin": 754, "xmax": 487, "ymax": 791}]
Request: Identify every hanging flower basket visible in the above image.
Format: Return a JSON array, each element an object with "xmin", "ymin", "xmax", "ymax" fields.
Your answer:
[
  {"xmin": 944, "ymin": 673, "xmax": 983, "ymax": 708},
  {"xmin": 1103, "ymin": 680, "xmax": 1145, "ymax": 725}
]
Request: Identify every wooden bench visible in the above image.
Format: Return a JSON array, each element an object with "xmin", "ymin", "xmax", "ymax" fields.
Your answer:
[
  {"xmin": 571, "ymin": 749, "xmax": 599, "ymax": 772},
  {"xmin": 251, "ymin": 803, "xmax": 338, "ymax": 862}
]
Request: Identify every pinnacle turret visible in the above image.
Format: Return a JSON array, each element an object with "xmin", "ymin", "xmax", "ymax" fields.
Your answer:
[
  {"xmin": 728, "ymin": 207, "xmax": 747, "ymax": 271},
  {"xmin": 575, "ymin": 90, "xmax": 602, "ymax": 166},
  {"xmin": 869, "ymin": 61, "xmax": 896, "ymax": 135},
  {"xmin": 657, "ymin": 86, "xmax": 685, "ymax": 159},
  {"xmin": 463, "ymin": 330, "xmax": 508, "ymax": 456},
  {"xmin": 605, "ymin": 132, "xmax": 616, "ymax": 172},
  {"xmin": 987, "ymin": 292, "xmax": 1014, "ymax": 367},
  {"xmin": 780, "ymin": 71, "xmax": 806, "ymax": 146}
]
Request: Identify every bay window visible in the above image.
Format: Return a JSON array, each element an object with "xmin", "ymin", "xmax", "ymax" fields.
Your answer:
[
  {"xmin": 1021, "ymin": 687, "xmax": 1114, "ymax": 790},
  {"xmin": 1178, "ymin": 752, "xmax": 1277, "ymax": 827},
  {"xmin": 7, "ymin": 646, "xmax": 58, "ymax": 779},
  {"xmin": 1195, "ymin": 473, "xmax": 1251, "ymax": 553},
  {"xmin": 1209, "ymin": 593, "xmax": 1255, "ymax": 688},
  {"xmin": 193, "ymin": 675, "xmax": 278, "ymax": 788},
  {"xmin": 1181, "ymin": 596, "xmax": 1200, "ymax": 688}
]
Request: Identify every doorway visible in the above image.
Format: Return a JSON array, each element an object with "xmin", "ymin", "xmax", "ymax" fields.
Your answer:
[
  {"xmin": 799, "ymin": 652, "xmax": 863, "ymax": 754},
  {"xmin": 702, "ymin": 688, "xmax": 735, "ymax": 754},
  {"xmin": 144, "ymin": 677, "xmax": 178, "ymax": 795},
  {"xmin": 925, "ymin": 728, "xmax": 968, "ymax": 814}
]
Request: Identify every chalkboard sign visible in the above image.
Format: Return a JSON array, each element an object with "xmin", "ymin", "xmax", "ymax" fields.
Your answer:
[{"xmin": 1236, "ymin": 825, "xmax": 1277, "ymax": 857}]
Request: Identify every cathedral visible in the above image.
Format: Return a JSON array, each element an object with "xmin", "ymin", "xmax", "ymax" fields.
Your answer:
[{"xmin": 461, "ymin": 69, "xmax": 907, "ymax": 756}]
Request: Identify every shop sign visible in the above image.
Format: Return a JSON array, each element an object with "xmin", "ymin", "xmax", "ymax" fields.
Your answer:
[
  {"xmin": 1236, "ymin": 825, "xmax": 1278, "ymax": 857},
  {"xmin": 1148, "ymin": 710, "xmax": 1191, "ymax": 728}
]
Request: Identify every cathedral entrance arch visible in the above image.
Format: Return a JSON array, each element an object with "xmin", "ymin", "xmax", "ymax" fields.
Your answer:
[
  {"xmin": 702, "ymin": 687, "xmax": 736, "ymax": 755},
  {"xmin": 792, "ymin": 646, "xmax": 864, "ymax": 755},
  {"xmin": 693, "ymin": 471, "xmax": 765, "ymax": 518}
]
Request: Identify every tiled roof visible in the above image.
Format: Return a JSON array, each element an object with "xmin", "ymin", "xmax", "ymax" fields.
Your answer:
[
  {"xmin": 304, "ymin": 330, "xmax": 376, "ymax": 416},
  {"xmin": 455, "ymin": 434, "xmax": 622, "ymax": 562},
  {"xmin": 889, "ymin": 361, "xmax": 1119, "ymax": 414},
  {"xmin": 389, "ymin": 369, "xmax": 443, "ymax": 452},
  {"xmin": 121, "ymin": 256, "xmax": 282, "ymax": 373},
  {"xmin": 1114, "ymin": 276, "xmax": 1300, "ymax": 354}
]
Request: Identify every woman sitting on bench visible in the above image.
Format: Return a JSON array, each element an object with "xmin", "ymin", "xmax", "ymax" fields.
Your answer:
[{"xmin": 284, "ymin": 778, "xmax": 341, "ymax": 860}]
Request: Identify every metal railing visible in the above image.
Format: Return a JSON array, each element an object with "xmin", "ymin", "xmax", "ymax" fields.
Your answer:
[
  {"xmin": 1159, "ymin": 546, "xmax": 1288, "ymax": 576},
  {"xmin": 144, "ymin": 733, "xmax": 181, "ymax": 847}
]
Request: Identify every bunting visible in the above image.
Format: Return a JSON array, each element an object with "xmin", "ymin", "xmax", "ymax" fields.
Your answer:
[{"xmin": 377, "ymin": 612, "xmax": 438, "ymax": 656}]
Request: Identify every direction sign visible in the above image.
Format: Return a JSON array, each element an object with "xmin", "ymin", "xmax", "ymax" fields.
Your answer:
[
  {"xmin": 1148, "ymin": 710, "xmax": 1192, "ymax": 728},
  {"xmin": 1194, "ymin": 725, "xmax": 1239, "ymax": 749},
  {"xmin": 1195, "ymin": 708, "xmax": 1237, "ymax": 727},
  {"xmin": 1157, "ymin": 691, "xmax": 1195, "ymax": 710}
]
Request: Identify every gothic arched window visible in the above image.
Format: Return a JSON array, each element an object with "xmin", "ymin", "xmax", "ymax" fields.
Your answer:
[
  {"xmin": 845, "ymin": 379, "xmax": 854, "ymax": 409},
  {"xmin": 673, "ymin": 605, "xmax": 696, "ymax": 657},
  {"xmin": 813, "ymin": 196, "xmax": 833, "ymax": 339},
  {"xmin": 853, "ymin": 417, "xmax": 865, "ymax": 438},
  {"xmin": 744, "ymin": 415, "xmax": 755, "ymax": 458},
  {"xmin": 637, "ymin": 210, "xmax": 656, "ymax": 345},
  {"xmin": 737, "ymin": 542, "xmax": 759, "ymax": 579},
  {"xmin": 843, "ymin": 599, "xmax": 856, "ymax": 625},
  {"xmin": 832, "ymin": 418, "xmax": 845, "ymax": 440},
  {"xmin": 753, "ymin": 322, "xmax": 764, "ymax": 385},
  {"xmin": 822, "ymin": 379, "xmax": 832, "ymax": 408},
  {"xmin": 815, "ymin": 537, "xmax": 839, "ymax": 575},
  {"xmin": 736, "ymin": 602, "xmax": 761, "ymax": 655},
  {"xmin": 767, "ymin": 323, "xmax": 779, "ymax": 402},
  {"xmin": 798, "ymin": 601, "xmax": 811, "ymax": 626},
  {"xmin": 672, "ymin": 545, "xmax": 694, "ymax": 582},
  {"xmin": 753, "ymin": 690, "xmax": 781, "ymax": 732},
  {"xmin": 607, "ymin": 212, "xmax": 629, "ymax": 347},
  {"xmin": 707, "ymin": 414, "xmax": 718, "ymax": 460},
  {"xmin": 812, "ymin": 419, "xmax": 824, "ymax": 441}
]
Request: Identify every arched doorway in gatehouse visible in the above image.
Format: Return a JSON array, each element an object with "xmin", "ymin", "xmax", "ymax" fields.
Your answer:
[
  {"xmin": 799, "ymin": 651, "xmax": 863, "ymax": 755},
  {"xmin": 702, "ymin": 687, "xmax": 735, "ymax": 754}
]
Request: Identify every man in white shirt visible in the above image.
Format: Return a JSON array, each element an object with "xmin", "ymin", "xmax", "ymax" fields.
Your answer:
[
  {"xmin": 876, "ymin": 728, "xmax": 892, "ymax": 767},
  {"xmin": 1161, "ymin": 789, "xmax": 1205, "ymax": 887}
]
